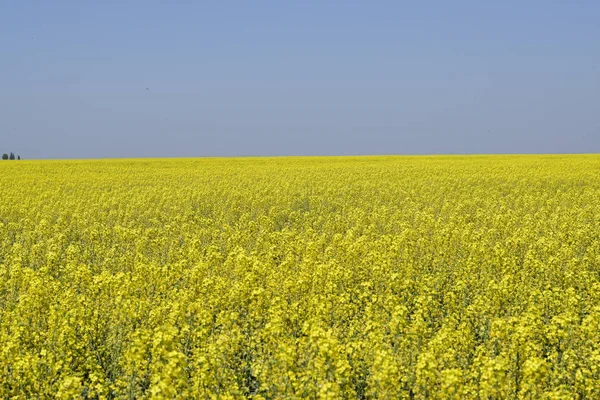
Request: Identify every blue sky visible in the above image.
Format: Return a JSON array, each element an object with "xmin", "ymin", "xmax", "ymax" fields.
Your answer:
[{"xmin": 1, "ymin": 1, "xmax": 599, "ymax": 158}]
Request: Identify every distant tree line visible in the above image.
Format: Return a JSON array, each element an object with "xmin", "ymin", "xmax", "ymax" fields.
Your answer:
[{"xmin": 2, "ymin": 152, "xmax": 21, "ymax": 160}]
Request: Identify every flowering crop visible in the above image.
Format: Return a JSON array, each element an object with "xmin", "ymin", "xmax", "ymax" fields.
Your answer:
[{"xmin": 1, "ymin": 155, "xmax": 600, "ymax": 398}]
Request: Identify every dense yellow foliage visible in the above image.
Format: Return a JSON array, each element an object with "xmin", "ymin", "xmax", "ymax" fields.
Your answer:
[{"xmin": 1, "ymin": 155, "xmax": 600, "ymax": 399}]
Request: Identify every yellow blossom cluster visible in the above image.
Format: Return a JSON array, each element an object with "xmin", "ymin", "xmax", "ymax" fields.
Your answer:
[{"xmin": 1, "ymin": 155, "xmax": 599, "ymax": 398}]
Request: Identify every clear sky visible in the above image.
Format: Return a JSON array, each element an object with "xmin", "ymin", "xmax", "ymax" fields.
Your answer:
[{"xmin": 1, "ymin": 1, "xmax": 599, "ymax": 159}]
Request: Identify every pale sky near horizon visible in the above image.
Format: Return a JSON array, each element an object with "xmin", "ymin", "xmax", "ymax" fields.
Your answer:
[{"xmin": 1, "ymin": 1, "xmax": 599, "ymax": 159}]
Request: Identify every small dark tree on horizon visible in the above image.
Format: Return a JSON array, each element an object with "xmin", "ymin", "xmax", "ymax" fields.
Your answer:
[
  {"xmin": 18, "ymin": 155, "xmax": 21, "ymax": 160},
  {"xmin": 9, "ymin": 152, "xmax": 15, "ymax": 160},
  {"xmin": 1, "ymin": 154, "xmax": 7, "ymax": 160}
]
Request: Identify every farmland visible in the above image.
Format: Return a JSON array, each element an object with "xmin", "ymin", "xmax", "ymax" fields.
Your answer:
[{"xmin": 1, "ymin": 155, "xmax": 600, "ymax": 398}]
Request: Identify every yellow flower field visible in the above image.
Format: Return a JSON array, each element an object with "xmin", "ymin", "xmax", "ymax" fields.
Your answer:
[{"xmin": 1, "ymin": 155, "xmax": 600, "ymax": 399}]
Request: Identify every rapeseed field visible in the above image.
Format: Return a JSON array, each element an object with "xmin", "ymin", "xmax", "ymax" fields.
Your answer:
[{"xmin": 1, "ymin": 155, "xmax": 599, "ymax": 399}]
